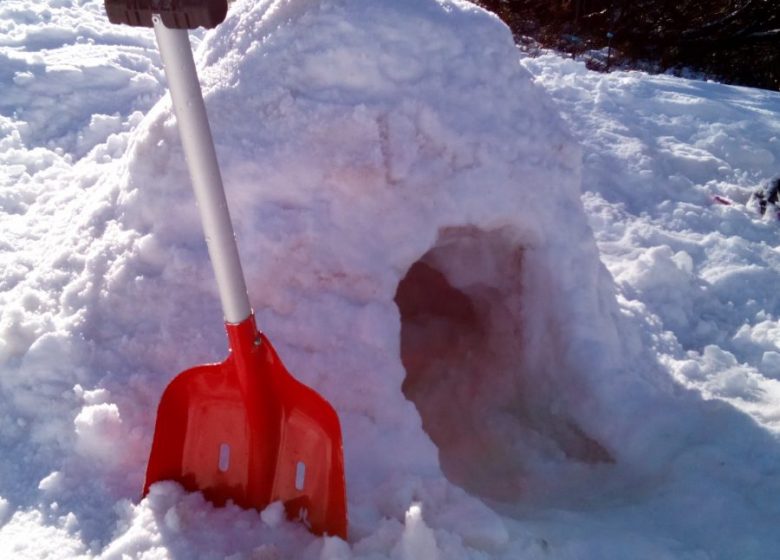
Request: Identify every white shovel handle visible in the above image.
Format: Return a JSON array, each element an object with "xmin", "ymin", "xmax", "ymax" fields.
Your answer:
[{"xmin": 152, "ymin": 15, "xmax": 251, "ymax": 324}]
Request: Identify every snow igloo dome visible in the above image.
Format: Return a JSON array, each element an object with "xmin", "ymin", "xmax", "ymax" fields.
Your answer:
[{"xmin": 107, "ymin": 0, "xmax": 627, "ymax": 541}]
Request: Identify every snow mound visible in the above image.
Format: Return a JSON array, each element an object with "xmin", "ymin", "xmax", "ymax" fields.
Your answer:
[{"xmin": 112, "ymin": 0, "xmax": 633, "ymax": 510}]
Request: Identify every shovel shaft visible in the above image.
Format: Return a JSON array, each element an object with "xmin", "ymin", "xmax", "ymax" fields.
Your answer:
[{"xmin": 153, "ymin": 15, "xmax": 251, "ymax": 324}]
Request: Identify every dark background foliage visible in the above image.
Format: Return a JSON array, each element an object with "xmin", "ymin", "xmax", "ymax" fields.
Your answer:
[{"xmin": 473, "ymin": 0, "xmax": 779, "ymax": 91}]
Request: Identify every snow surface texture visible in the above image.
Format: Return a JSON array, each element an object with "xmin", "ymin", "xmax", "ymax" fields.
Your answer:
[{"xmin": 0, "ymin": 0, "xmax": 779, "ymax": 558}]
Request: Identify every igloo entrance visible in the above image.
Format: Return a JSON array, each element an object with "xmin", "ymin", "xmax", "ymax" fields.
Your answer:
[{"xmin": 395, "ymin": 227, "xmax": 612, "ymax": 501}]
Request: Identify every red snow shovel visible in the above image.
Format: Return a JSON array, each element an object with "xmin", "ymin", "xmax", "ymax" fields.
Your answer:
[{"xmin": 105, "ymin": 1, "xmax": 347, "ymax": 538}]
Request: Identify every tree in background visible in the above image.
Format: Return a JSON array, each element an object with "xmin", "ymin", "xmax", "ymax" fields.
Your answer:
[{"xmin": 474, "ymin": 0, "xmax": 779, "ymax": 91}]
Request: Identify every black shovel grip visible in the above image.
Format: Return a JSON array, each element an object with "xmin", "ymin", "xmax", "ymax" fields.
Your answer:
[{"xmin": 105, "ymin": 0, "xmax": 228, "ymax": 29}]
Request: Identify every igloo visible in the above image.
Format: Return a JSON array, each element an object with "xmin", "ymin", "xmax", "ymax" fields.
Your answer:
[{"xmin": 108, "ymin": 0, "xmax": 627, "ymax": 536}]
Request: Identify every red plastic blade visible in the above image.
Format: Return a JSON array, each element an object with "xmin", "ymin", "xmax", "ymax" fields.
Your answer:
[{"xmin": 144, "ymin": 316, "xmax": 347, "ymax": 538}]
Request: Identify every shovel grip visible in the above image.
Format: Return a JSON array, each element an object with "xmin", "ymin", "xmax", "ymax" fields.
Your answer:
[{"xmin": 105, "ymin": 0, "xmax": 228, "ymax": 29}]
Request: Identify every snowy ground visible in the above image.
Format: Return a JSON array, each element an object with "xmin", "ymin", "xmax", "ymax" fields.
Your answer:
[
  {"xmin": 1, "ymin": 1, "xmax": 780, "ymax": 559},
  {"xmin": 522, "ymin": 54, "xmax": 780, "ymax": 428}
]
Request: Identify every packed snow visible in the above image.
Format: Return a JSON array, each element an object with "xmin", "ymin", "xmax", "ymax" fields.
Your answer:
[{"xmin": 1, "ymin": 0, "xmax": 779, "ymax": 559}]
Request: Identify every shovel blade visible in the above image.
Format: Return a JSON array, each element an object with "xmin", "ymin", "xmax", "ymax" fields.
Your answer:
[{"xmin": 144, "ymin": 317, "xmax": 347, "ymax": 538}]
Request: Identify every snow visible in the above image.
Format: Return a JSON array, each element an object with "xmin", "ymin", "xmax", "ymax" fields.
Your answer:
[{"xmin": 1, "ymin": 0, "xmax": 780, "ymax": 559}]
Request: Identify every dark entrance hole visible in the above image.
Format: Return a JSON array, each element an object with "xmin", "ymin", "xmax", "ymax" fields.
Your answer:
[{"xmin": 395, "ymin": 227, "xmax": 612, "ymax": 502}]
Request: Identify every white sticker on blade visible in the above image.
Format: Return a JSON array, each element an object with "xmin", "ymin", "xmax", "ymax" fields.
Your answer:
[
  {"xmin": 295, "ymin": 461, "xmax": 306, "ymax": 490},
  {"xmin": 218, "ymin": 443, "xmax": 231, "ymax": 472}
]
